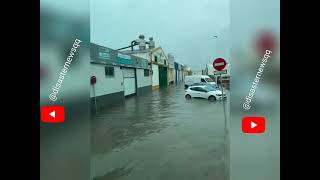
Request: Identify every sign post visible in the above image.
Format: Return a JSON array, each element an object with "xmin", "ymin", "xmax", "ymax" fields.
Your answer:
[
  {"xmin": 213, "ymin": 57, "xmax": 229, "ymax": 178},
  {"xmin": 213, "ymin": 58, "xmax": 227, "ymax": 85},
  {"xmin": 213, "ymin": 57, "xmax": 228, "ymax": 138},
  {"xmin": 91, "ymin": 76, "xmax": 97, "ymax": 114},
  {"xmin": 214, "ymin": 70, "xmax": 227, "ymax": 75}
]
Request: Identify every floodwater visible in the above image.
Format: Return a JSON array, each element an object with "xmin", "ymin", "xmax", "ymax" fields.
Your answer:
[{"xmin": 91, "ymin": 84, "xmax": 229, "ymax": 180}]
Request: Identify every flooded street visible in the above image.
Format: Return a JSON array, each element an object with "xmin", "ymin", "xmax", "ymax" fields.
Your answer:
[{"xmin": 91, "ymin": 85, "xmax": 229, "ymax": 180}]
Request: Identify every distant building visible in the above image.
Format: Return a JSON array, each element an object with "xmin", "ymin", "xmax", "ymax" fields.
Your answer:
[
  {"xmin": 192, "ymin": 70, "xmax": 203, "ymax": 75},
  {"xmin": 121, "ymin": 46, "xmax": 169, "ymax": 90},
  {"xmin": 167, "ymin": 53, "xmax": 175, "ymax": 85},
  {"xmin": 150, "ymin": 47, "xmax": 169, "ymax": 89},
  {"xmin": 182, "ymin": 65, "xmax": 190, "ymax": 80},
  {"xmin": 174, "ymin": 62, "xmax": 183, "ymax": 84}
]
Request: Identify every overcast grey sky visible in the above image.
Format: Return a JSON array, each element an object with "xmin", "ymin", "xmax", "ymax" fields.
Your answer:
[{"xmin": 91, "ymin": 0, "xmax": 229, "ymax": 70}]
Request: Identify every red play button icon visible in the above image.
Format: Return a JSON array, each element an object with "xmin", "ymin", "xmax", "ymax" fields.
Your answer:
[
  {"xmin": 242, "ymin": 116, "xmax": 266, "ymax": 134},
  {"xmin": 41, "ymin": 106, "xmax": 65, "ymax": 123}
]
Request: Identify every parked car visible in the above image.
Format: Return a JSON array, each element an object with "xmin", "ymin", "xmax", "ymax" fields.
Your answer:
[
  {"xmin": 185, "ymin": 85, "xmax": 226, "ymax": 101},
  {"xmin": 185, "ymin": 75, "xmax": 216, "ymax": 88}
]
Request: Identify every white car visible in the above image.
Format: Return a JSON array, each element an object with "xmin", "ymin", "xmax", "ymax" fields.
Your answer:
[
  {"xmin": 185, "ymin": 75, "xmax": 216, "ymax": 88},
  {"xmin": 185, "ymin": 85, "xmax": 226, "ymax": 101}
]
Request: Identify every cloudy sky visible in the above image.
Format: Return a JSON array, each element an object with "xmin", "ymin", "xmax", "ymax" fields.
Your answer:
[{"xmin": 91, "ymin": 0, "xmax": 229, "ymax": 70}]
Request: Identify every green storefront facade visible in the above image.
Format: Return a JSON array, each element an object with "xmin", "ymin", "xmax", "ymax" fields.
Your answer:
[{"xmin": 158, "ymin": 65, "xmax": 168, "ymax": 88}]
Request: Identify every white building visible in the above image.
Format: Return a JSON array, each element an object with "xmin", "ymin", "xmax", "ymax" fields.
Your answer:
[
  {"xmin": 90, "ymin": 43, "xmax": 152, "ymax": 113},
  {"xmin": 122, "ymin": 46, "xmax": 169, "ymax": 90}
]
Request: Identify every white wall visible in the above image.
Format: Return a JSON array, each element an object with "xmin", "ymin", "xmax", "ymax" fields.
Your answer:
[
  {"xmin": 173, "ymin": 68, "xmax": 176, "ymax": 83},
  {"xmin": 168, "ymin": 54, "xmax": 175, "ymax": 69},
  {"xmin": 151, "ymin": 48, "xmax": 167, "ymax": 65},
  {"xmin": 123, "ymin": 78, "xmax": 136, "ymax": 96},
  {"xmin": 132, "ymin": 53, "xmax": 150, "ymax": 61},
  {"xmin": 152, "ymin": 64, "xmax": 159, "ymax": 86},
  {"xmin": 136, "ymin": 69, "xmax": 152, "ymax": 88},
  {"xmin": 168, "ymin": 68, "xmax": 174, "ymax": 83},
  {"xmin": 123, "ymin": 68, "xmax": 135, "ymax": 78},
  {"xmin": 90, "ymin": 64, "xmax": 123, "ymax": 97}
]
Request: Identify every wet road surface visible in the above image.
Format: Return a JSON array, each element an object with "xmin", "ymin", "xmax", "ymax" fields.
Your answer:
[{"xmin": 91, "ymin": 84, "xmax": 229, "ymax": 180}]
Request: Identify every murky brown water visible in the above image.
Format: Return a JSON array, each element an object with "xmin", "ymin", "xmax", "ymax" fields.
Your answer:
[{"xmin": 91, "ymin": 84, "xmax": 229, "ymax": 180}]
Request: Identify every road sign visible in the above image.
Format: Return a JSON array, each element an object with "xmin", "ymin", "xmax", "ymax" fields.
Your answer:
[
  {"xmin": 213, "ymin": 58, "xmax": 227, "ymax": 71},
  {"xmin": 214, "ymin": 70, "xmax": 227, "ymax": 75}
]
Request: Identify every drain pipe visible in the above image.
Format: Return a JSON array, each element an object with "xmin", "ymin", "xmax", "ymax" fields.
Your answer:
[
  {"xmin": 131, "ymin": 40, "xmax": 138, "ymax": 51},
  {"xmin": 116, "ymin": 40, "xmax": 139, "ymax": 51}
]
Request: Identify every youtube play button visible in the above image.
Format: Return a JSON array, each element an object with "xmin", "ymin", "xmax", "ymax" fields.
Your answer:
[
  {"xmin": 49, "ymin": 111, "xmax": 55, "ymax": 118},
  {"xmin": 41, "ymin": 106, "xmax": 65, "ymax": 123},
  {"xmin": 251, "ymin": 122, "xmax": 257, "ymax": 128},
  {"xmin": 242, "ymin": 116, "xmax": 266, "ymax": 134}
]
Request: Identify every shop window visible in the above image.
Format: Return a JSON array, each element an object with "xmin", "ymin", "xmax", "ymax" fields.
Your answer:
[
  {"xmin": 144, "ymin": 69, "xmax": 150, "ymax": 76},
  {"xmin": 105, "ymin": 66, "xmax": 114, "ymax": 77}
]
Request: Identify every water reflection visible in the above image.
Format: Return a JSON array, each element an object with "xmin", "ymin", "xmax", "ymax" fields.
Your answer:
[
  {"xmin": 92, "ymin": 88, "xmax": 173, "ymax": 154},
  {"xmin": 91, "ymin": 85, "xmax": 228, "ymax": 180}
]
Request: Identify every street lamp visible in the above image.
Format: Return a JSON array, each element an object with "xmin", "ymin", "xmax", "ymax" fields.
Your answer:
[
  {"xmin": 211, "ymin": 35, "xmax": 218, "ymax": 84},
  {"xmin": 212, "ymin": 35, "xmax": 228, "ymax": 161}
]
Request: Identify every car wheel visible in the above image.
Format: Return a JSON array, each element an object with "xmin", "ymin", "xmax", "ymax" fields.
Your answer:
[
  {"xmin": 185, "ymin": 94, "xmax": 191, "ymax": 100},
  {"xmin": 208, "ymin": 96, "xmax": 216, "ymax": 102}
]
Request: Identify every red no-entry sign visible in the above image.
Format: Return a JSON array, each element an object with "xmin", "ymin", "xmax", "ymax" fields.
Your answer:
[{"xmin": 213, "ymin": 58, "xmax": 227, "ymax": 71}]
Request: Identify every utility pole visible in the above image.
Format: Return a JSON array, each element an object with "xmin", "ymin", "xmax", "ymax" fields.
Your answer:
[{"xmin": 212, "ymin": 35, "xmax": 218, "ymax": 83}]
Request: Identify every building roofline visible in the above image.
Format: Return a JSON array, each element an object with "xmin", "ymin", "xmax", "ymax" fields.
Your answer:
[{"xmin": 150, "ymin": 46, "xmax": 170, "ymax": 60}]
